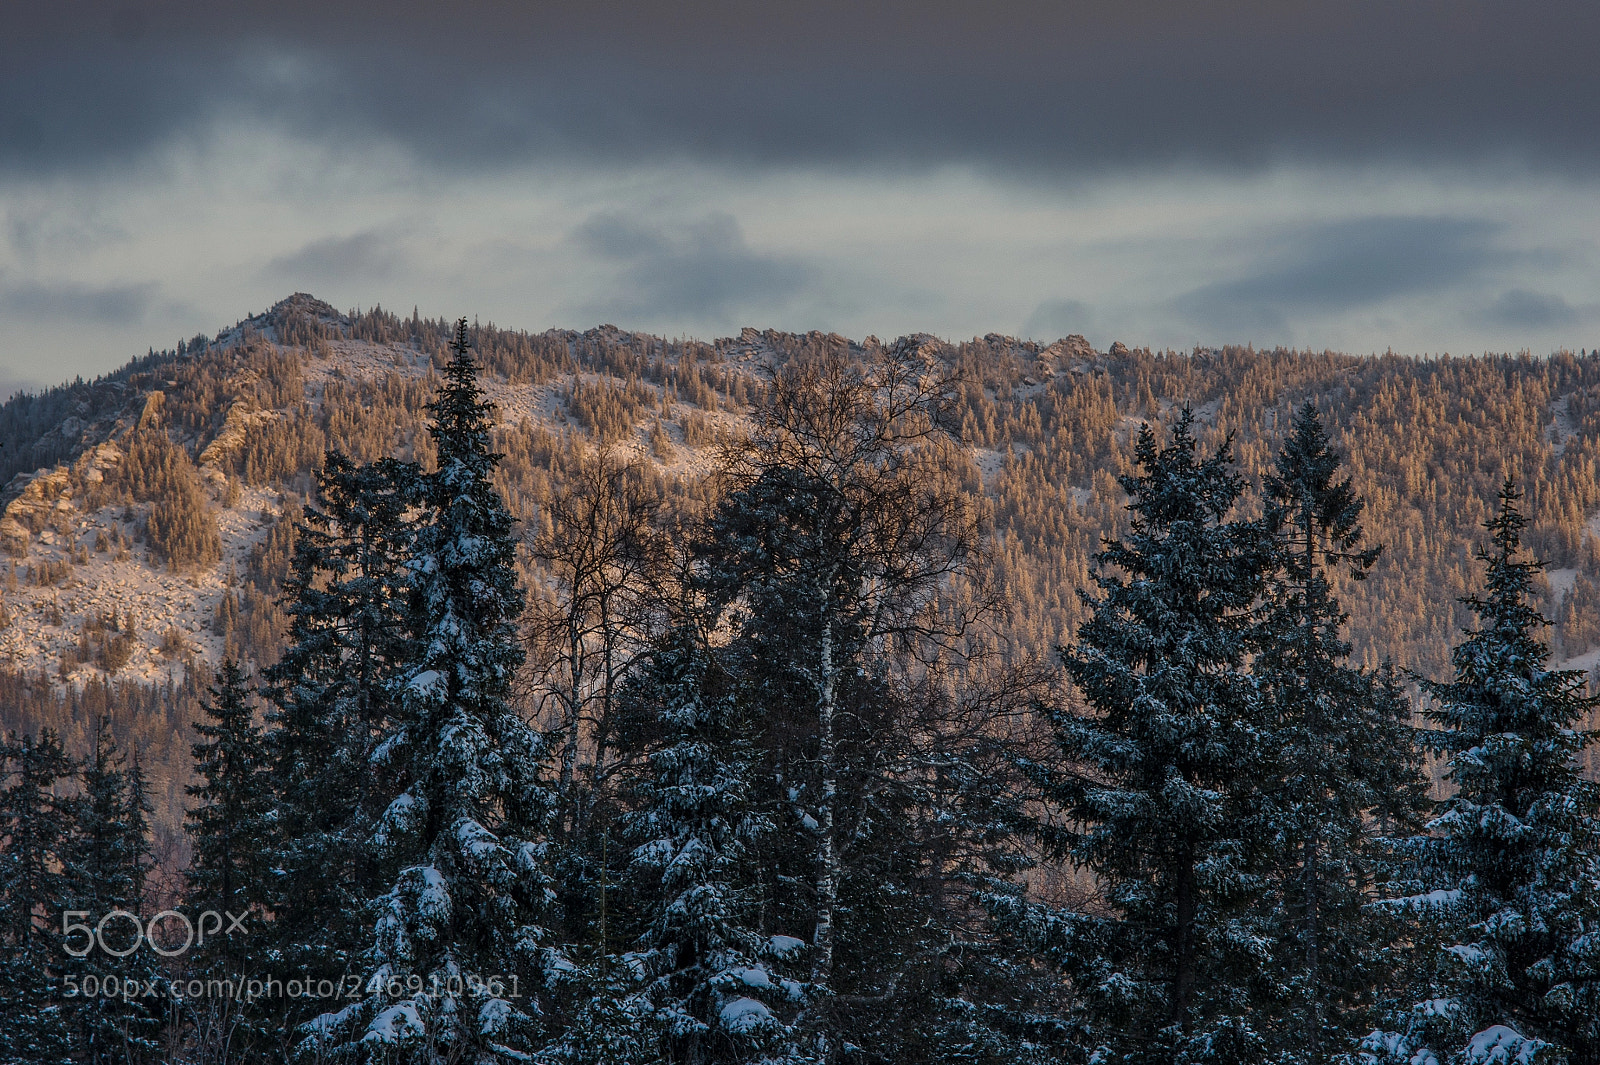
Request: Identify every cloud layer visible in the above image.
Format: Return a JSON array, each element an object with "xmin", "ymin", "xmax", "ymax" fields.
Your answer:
[
  {"xmin": 0, "ymin": 278, "xmax": 157, "ymax": 324},
  {"xmin": 569, "ymin": 211, "xmax": 811, "ymax": 327},
  {"xmin": 0, "ymin": 3, "xmax": 1596, "ymax": 384},
  {"xmin": 1171, "ymin": 216, "xmax": 1501, "ymax": 336},
  {"xmin": 5, "ymin": 2, "xmax": 1598, "ymax": 180}
]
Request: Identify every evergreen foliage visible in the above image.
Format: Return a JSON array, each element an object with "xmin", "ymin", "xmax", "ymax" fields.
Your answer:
[
  {"xmin": 1015, "ymin": 411, "xmax": 1279, "ymax": 1064},
  {"xmin": 309, "ymin": 320, "xmax": 558, "ymax": 1063},
  {"xmin": 64, "ymin": 717, "xmax": 162, "ymax": 1064},
  {"xmin": 121, "ymin": 426, "xmax": 223, "ymax": 570},
  {"xmin": 14, "ymin": 303, "xmax": 1600, "ymax": 1064},
  {"xmin": 0, "ymin": 729, "xmax": 79, "ymax": 1065},
  {"xmin": 621, "ymin": 624, "xmax": 796, "ymax": 1064},
  {"xmin": 263, "ymin": 452, "xmax": 420, "ymax": 988},
  {"xmin": 1254, "ymin": 403, "xmax": 1430, "ymax": 1060},
  {"xmin": 185, "ymin": 662, "xmax": 274, "ymax": 926},
  {"xmin": 1376, "ymin": 483, "xmax": 1600, "ymax": 1065},
  {"xmin": 16, "ymin": 311, "xmax": 1600, "ymax": 850},
  {"xmin": 183, "ymin": 661, "xmax": 276, "ymax": 1065}
]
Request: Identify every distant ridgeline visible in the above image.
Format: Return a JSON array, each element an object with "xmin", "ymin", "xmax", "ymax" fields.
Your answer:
[{"xmin": 2, "ymin": 292, "xmax": 1599, "ymax": 841}]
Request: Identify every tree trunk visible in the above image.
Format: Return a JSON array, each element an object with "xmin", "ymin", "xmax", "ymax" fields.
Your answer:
[
  {"xmin": 1172, "ymin": 857, "xmax": 1196, "ymax": 1034},
  {"xmin": 558, "ymin": 615, "xmax": 584, "ymax": 834},
  {"xmin": 1302, "ymin": 513, "xmax": 1323, "ymax": 1065},
  {"xmin": 811, "ymin": 572, "xmax": 840, "ymax": 1062},
  {"xmin": 1305, "ymin": 834, "xmax": 1322, "ymax": 1064}
]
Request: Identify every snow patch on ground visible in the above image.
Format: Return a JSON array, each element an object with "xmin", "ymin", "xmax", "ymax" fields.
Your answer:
[
  {"xmin": 972, "ymin": 448, "xmax": 1002, "ymax": 485},
  {"xmin": 1546, "ymin": 566, "xmax": 1578, "ymax": 600},
  {"xmin": 1587, "ymin": 510, "xmax": 1600, "ymax": 542},
  {"xmin": 1547, "ymin": 393, "xmax": 1576, "ymax": 456},
  {"xmin": 971, "ymin": 445, "xmax": 1041, "ymax": 486},
  {"xmin": 1556, "ymin": 645, "xmax": 1600, "ymax": 676}
]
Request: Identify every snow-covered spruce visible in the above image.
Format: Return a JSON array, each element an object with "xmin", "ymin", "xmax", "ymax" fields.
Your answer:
[
  {"xmin": 621, "ymin": 625, "xmax": 800, "ymax": 1062},
  {"xmin": 1253, "ymin": 402, "xmax": 1430, "ymax": 1059},
  {"xmin": 306, "ymin": 320, "xmax": 561, "ymax": 1063},
  {"xmin": 264, "ymin": 452, "xmax": 421, "ymax": 992},
  {"xmin": 1001, "ymin": 411, "xmax": 1282, "ymax": 1064},
  {"xmin": 1371, "ymin": 481, "xmax": 1600, "ymax": 1065}
]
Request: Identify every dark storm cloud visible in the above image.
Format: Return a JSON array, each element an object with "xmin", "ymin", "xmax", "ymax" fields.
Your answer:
[
  {"xmin": 3, "ymin": 1, "xmax": 1597, "ymax": 180},
  {"xmin": 1475, "ymin": 290, "xmax": 1584, "ymax": 332},
  {"xmin": 0, "ymin": 278, "xmax": 158, "ymax": 324},
  {"xmin": 1171, "ymin": 216, "xmax": 1499, "ymax": 336},
  {"xmin": 264, "ymin": 230, "xmax": 407, "ymax": 285},
  {"xmin": 570, "ymin": 211, "xmax": 810, "ymax": 325}
]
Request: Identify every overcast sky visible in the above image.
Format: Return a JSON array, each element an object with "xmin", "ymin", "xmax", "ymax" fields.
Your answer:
[{"xmin": 2, "ymin": 1, "xmax": 1597, "ymax": 392}]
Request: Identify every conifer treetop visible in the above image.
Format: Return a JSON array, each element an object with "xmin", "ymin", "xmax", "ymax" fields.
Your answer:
[
  {"xmin": 430, "ymin": 317, "xmax": 501, "ymax": 480},
  {"xmin": 1265, "ymin": 400, "xmax": 1381, "ymax": 582},
  {"xmin": 1425, "ymin": 479, "xmax": 1587, "ymax": 743}
]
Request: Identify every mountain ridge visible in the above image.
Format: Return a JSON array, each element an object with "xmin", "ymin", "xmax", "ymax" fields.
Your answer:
[{"xmin": 4, "ymin": 293, "xmax": 1600, "ymax": 843}]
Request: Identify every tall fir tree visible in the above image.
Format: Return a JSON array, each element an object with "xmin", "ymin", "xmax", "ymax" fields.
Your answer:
[
  {"xmin": 1254, "ymin": 402, "xmax": 1428, "ymax": 1060},
  {"xmin": 186, "ymin": 661, "xmax": 275, "ymax": 928},
  {"xmin": 184, "ymin": 661, "xmax": 276, "ymax": 1065},
  {"xmin": 1011, "ymin": 411, "xmax": 1279, "ymax": 1064},
  {"xmin": 64, "ymin": 717, "xmax": 161, "ymax": 1065},
  {"xmin": 264, "ymin": 453, "xmax": 419, "ymax": 994},
  {"xmin": 620, "ymin": 623, "xmax": 798, "ymax": 1065},
  {"xmin": 1375, "ymin": 482, "xmax": 1600, "ymax": 1065},
  {"xmin": 0, "ymin": 729, "xmax": 79, "ymax": 1065},
  {"xmin": 308, "ymin": 319, "xmax": 558, "ymax": 1062}
]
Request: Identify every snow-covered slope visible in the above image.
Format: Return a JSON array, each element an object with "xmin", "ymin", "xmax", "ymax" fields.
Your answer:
[{"xmin": 0, "ymin": 296, "xmax": 793, "ymax": 685}]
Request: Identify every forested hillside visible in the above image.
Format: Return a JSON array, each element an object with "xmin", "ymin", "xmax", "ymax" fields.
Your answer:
[
  {"xmin": 1, "ymin": 293, "xmax": 1598, "ymax": 848},
  {"xmin": 4, "ymin": 299, "xmax": 1600, "ymax": 1063}
]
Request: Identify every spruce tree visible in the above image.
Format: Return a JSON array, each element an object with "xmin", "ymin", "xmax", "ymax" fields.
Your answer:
[
  {"xmin": 0, "ymin": 729, "xmax": 79, "ymax": 1065},
  {"xmin": 1254, "ymin": 402, "xmax": 1428, "ymax": 1060},
  {"xmin": 186, "ymin": 661, "xmax": 275, "ymax": 928},
  {"xmin": 264, "ymin": 452, "xmax": 419, "ymax": 990},
  {"xmin": 1014, "ymin": 411, "xmax": 1278, "ymax": 1064},
  {"xmin": 70, "ymin": 718, "xmax": 153, "ymax": 936},
  {"xmin": 308, "ymin": 319, "xmax": 558, "ymax": 1062},
  {"xmin": 64, "ymin": 717, "xmax": 161, "ymax": 1064},
  {"xmin": 1376, "ymin": 482, "xmax": 1600, "ymax": 1065},
  {"xmin": 619, "ymin": 624, "xmax": 798, "ymax": 1064},
  {"xmin": 184, "ymin": 661, "xmax": 275, "ymax": 1064}
]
